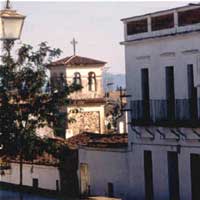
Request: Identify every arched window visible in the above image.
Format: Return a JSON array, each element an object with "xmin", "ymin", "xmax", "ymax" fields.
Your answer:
[
  {"xmin": 88, "ymin": 72, "xmax": 97, "ymax": 91},
  {"xmin": 73, "ymin": 72, "xmax": 82, "ymax": 85}
]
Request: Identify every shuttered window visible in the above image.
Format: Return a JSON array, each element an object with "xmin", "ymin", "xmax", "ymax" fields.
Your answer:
[{"xmin": 166, "ymin": 66, "xmax": 175, "ymax": 120}]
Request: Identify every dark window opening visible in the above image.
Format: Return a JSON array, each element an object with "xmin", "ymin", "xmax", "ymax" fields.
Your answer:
[
  {"xmin": 127, "ymin": 19, "xmax": 148, "ymax": 35},
  {"xmin": 144, "ymin": 151, "xmax": 154, "ymax": 200},
  {"xmin": 178, "ymin": 8, "xmax": 200, "ymax": 26},
  {"xmin": 108, "ymin": 182, "xmax": 114, "ymax": 197},
  {"xmin": 141, "ymin": 68, "xmax": 150, "ymax": 121},
  {"xmin": 168, "ymin": 152, "xmax": 180, "ymax": 200},
  {"xmin": 32, "ymin": 178, "xmax": 38, "ymax": 189},
  {"xmin": 54, "ymin": 112, "xmax": 66, "ymax": 138},
  {"xmin": 187, "ymin": 64, "xmax": 198, "ymax": 120},
  {"xmin": 191, "ymin": 154, "xmax": 200, "ymax": 200},
  {"xmin": 73, "ymin": 72, "xmax": 82, "ymax": 86},
  {"xmin": 151, "ymin": 14, "xmax": 174, "ymax": 31},
  {"xmin": 88, "ymin": 72, "xmax": 97, "ymax": 91},
  {"xmin": 166, "ymin": 66, "xmax": 175, "ymax": 121}
]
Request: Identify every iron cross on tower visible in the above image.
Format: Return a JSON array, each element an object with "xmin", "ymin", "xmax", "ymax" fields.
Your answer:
[{"xmin": 70, "ymin": 38, "xmax": 78, "ymax": 56}]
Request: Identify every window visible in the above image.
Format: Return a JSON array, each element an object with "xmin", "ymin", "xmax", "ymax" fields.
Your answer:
[
  {"xmin": 168, "ymin": 152, "xmax": 180, "ymax": 200},
  {"xmin": 88, "ymin": 72, "xmax": 96, "ymax": 91},
  {"xmin": 166, "ymin": 66, "xmax": 175, "ymax": 120},
  {"xmin": 178, "ymin": 8, "xmax": 200, "ymax": 26},
  {"xmin": 187, "ymin": 65, "xmax": 198, "ymax": 120},
  {"xmin": 144, "ymin": 151, "xmax": 154, "ymax": 200},
  {"xmin": 151, "ymin": 14, "xmax": 174, "ymax": 31},
  {"xmin": 73, "ymin": 72, "xmax": 81, "ymax": 85},
  {"xmin": 127, "ymin": 19, "xmax": 148, "ymax": 35},
  {"xmin": 141, "ymin": 68, "xmax": 150, "ymax": 121}
]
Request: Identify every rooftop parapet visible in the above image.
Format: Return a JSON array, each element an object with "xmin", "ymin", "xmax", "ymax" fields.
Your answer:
[{"xmin": 121, "ymin": 4, "xmax": 200, "ymax": 44}]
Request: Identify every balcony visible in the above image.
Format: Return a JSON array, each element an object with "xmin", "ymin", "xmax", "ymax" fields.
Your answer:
[{"xmin": 130, "ymin": 99, "xmax": 200, "ymax": 127}]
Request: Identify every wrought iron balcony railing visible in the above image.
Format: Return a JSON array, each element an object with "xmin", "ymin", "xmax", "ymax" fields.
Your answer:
[{"xmin": 130, "ymin": 99, "xmax": 200, "ymax": 127}]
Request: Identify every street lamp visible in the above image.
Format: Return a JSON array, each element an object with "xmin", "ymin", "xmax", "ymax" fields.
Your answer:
[
  {"xmin": 0, "ymin": 0, "xmax": 25, "ymax": 165},
  {"xmin": 0, "ymin": 0, "xmax": 25, "ymax": 40}
]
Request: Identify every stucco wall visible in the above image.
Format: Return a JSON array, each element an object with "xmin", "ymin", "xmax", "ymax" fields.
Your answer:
[
  {"xmin": 49, "ymin": 65, "xmax": 104, "ymax": 99},
  {"xmin": 67, "ymin": 67, "xmax": 104, "ymax": 99},
  {"xmin": 125, "ymin": 32, "xmax": 200, "ymax": 101},
  {"xmin": 123, "ymin": 16, "xmax": 200, "ymax": 200},
  {"xmin": 78, "ymin": 8, "xmax": 200, "ymax": 200},
  {"xmin": 0, "ymin": 163, "xmax": 60, "ymax": 191},
  {"xmin": 79, "ymin": 148, "xmax": 129, "ymax": 200},
  {"xmin": 79, "ymin": 139, "xmax": 200, "ymax": 200}
]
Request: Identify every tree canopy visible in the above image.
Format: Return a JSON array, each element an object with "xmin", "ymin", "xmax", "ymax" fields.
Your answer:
[{"xmin": 0, "ymin": 41, "xmax": 80, "ymax": 160}]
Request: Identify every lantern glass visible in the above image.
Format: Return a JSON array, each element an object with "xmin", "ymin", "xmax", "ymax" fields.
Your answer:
[
  {"xmin": 0, "ymin": 9, "xmax": 25, "ymax": 40},
  {"xmin": 1, "ymin": 17, "xmax": 24, "ymax": 39}
]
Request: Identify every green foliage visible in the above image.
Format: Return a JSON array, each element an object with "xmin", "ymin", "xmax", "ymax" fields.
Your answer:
[{"xmin": 0, "ymin": 41, "xmax": 79, "ymax": 160}]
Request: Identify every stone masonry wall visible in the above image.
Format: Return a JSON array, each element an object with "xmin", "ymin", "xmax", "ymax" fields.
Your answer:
[{"xmin": 68, "ymin": 111, "xmax": 100, "ymax": 135}]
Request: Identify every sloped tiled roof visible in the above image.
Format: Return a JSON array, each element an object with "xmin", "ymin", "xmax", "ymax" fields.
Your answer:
[
  {"xmin": 2, "ymin": 133, "xmax": 127, "ymax": 166},
  {"xmin": 52, "ymin": 132, "xmax": 128, "ymax": 150},
  {"xmin": 49, "ymin": 55, "xmax": 106, "ymax": 67}
]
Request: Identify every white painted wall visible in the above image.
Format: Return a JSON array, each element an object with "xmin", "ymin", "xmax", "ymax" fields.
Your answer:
[
  {"xmin": 78, "ymin": 5, "xmax": 200, "ymax": 200},
  {"xmin": 123, "ymin": 8, "xmax": 200, "ymax": 199},
  {"xmin": 49, "ymin": 64, "xmax": 104, "ymax": 99},
  {"xmin": 79, "ymin": 137, "xmax": 200, "ymax": 200},
  {"xmin": 79, "ymin": 147, "xmax": 129, "ymax": 200},
  {"xmin": 66, "ymin": 66, "xmax": 104, "ymax": 98},
  {"xmin": 0, "ymin": 163, "xmax": 60, "ymax": 191},
  {"xmin": 125, "ymin": 32, "xmax": 200, "ymax": 101}
]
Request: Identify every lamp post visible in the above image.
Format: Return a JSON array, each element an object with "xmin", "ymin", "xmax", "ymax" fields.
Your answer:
[
  {"xmin": 0, "ymin": 0, "xmax": 26, "ymax": 54},
  {"xmin": 0, "ymin": 0, "xmax": 25, "ymax": 182}
]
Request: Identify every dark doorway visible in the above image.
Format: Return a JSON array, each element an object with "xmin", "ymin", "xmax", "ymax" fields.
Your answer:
[
  {"xmin": 144, "ymin": 151, "xmax": 154, "ymax": 200},
  {"xmin": 191, "ymin": 154, "xmax": 200, "ymax": 200},
  {"xmin": 56, "ymin": 180, "xmax": 59, "ymax": 192},
  {"xmin": 168, "ymin": 152, "xmax": 180, "ymax": 200},
  {"xmin": 32, "ymin": 178, "xmax": 38, "ymax": 189},
  {"xmin": 80, "ymin": 163, "xmax": 90, "ymax": 196},
  {"xmin": 108, "ymin": 182, "xmax": 114, "ymax": 197}
]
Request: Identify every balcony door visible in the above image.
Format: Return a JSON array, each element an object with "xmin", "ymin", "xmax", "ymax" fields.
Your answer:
[
  {"xmin": 141, "ymin": 68, "xmax": 150, "ymax": 121},
  {"xmin": 165, "ymin": 66, "xmax": 175, "ymax": 121},
  {"xmin": 187, "ymin": 64, "xmax": 198, "ymax": 120}
]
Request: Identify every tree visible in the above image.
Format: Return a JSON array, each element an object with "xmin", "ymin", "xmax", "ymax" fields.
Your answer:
[{"xmin": 0, "ymin": 40, "xmax": 81, "ymax": 186}]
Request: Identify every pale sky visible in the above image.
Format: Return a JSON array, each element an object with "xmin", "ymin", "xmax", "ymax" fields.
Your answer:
[{"xmin": 8, "ymin": 1, "xmax": 192, "ymax": 74}]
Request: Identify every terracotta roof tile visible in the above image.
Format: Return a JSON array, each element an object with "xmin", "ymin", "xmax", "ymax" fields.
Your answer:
[
  {"xmin": 53, "ymin": 132, "xmax": 128, "ymax": 150},
  {"xmin": 71, "ymin": 98, "xmax": 106, "ymax": 106},
  {"xmin": 49, "ymin": 55, "xmax": 106, "ymax": 67},
  {"xmin": 2, "ymin": 133, "xmax": 127, "ymax": 166}
]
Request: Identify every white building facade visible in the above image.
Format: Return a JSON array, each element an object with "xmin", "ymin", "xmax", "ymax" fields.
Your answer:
[
  {"xmin": 0, "ymin": 162, "xmax": 60, "ymax": 191},
  {"xmin": 79, "ymin": 4, "xmax": 200, "ymax": 200},
  {"xmin": 123, "ymin": 4, "xmax": 200, "ymax": 200}
]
